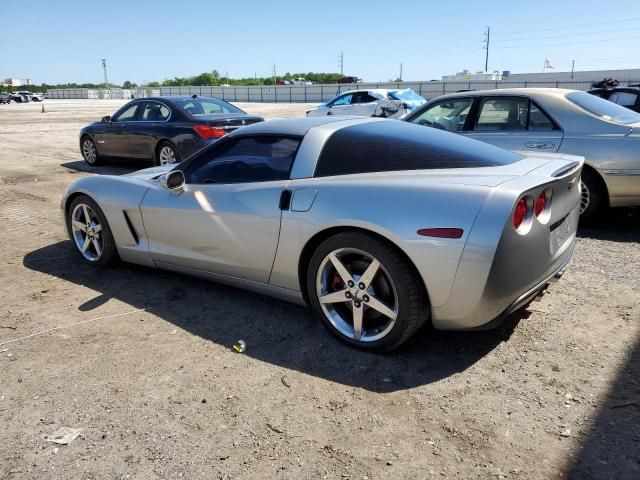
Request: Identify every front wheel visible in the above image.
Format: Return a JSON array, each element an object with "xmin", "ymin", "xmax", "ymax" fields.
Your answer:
[
  {"xmin": 67, "ymin": 195, "xmax": 117, "ymax": 267},
  {"xmin": 81, "ymin": 136, "xmax": 101, "ymax": 166},
  {"xmin": 307, "ymin": 232, "xmax": 429, "ymax": 351}
]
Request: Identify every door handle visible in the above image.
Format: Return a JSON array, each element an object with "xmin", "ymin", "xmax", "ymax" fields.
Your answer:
[
  {"xmin": 525, "ymin": 142, "xmax": 555, "ymax": 149},
  {"xmin": 327, "ymin": 110, "xmax": 332, "ymax": 115}
]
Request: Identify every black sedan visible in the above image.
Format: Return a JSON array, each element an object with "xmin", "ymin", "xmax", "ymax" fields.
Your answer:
[
  {"xmin": 588, "ymin": 85, "xmax": 640, "ymax": 113},
  {"xmin": 79, "ymin": 96, "xmax": 264, "ymax": 166}
]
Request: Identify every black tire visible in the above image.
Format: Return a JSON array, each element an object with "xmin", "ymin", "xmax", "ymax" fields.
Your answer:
[
  {"xmin": 155, "ymin": 141, "xmax": 180, "ymax": 166},
  {"xmin": 81, "ymin": 135, "xmax": 101, "ymax": 166},
  {"xmin": 580, "ymin": 169, "xmax": 606, "ymax": 222},
  {"xmin": 306, "ymin": 231, "xmax": 430, "ymax": 352},
  {"xmin": 66, "ymin": 195, "xmax": 118, "ymax": 267}
]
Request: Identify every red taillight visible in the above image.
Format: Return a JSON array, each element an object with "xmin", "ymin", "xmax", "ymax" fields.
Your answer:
[
  {"xmin": 534, "ymin": 192, "xmax": 546, "ymax": 217},
  {"xmin": 193, "ymin": 125, "xmax": 226, "ymax": 139},
  {"xmin": 513, "ymin": 197, "xmax": 528, "ymax": 230},
  {"xmin": 417, "ymin": 228, "xmax": 464, "ymax": 239}
]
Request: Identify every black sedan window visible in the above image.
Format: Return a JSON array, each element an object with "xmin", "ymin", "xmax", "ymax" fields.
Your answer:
[
  {"xmin": 174, "ymin": 98, "xmax": 242, "ymax": 117},
  {"xmin": 187, "ymin": 136, "xmax": 301, "ymax": 184},
  {"xmin": 113, "ymin": 104, "xmax": 139, "ymax": 122},
  {"xmin": 141, "ymin": 102, "xmax": 170, "ymax": 121}
]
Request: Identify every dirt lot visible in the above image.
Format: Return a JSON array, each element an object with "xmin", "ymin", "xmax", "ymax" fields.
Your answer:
[{"xmin": 0, "ymin": 100, "xmax": 638, "ymax": 480}]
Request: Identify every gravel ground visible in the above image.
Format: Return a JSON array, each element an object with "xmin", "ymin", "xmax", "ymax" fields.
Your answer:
[{"xmin": 0, "ymin": 100, "xmax": 638, "ymax": 480}]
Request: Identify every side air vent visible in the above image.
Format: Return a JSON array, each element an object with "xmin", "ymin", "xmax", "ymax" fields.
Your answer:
[{"xmin": 122, "ymin": 211, "xmax": 139, "ymax": 244}]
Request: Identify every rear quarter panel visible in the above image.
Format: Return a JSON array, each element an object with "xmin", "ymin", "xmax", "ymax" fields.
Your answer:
[{"xmin": 269, "ymin": 174, "xmax": 492, "ymax": 308}]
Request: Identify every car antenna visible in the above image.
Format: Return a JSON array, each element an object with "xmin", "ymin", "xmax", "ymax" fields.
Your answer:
[{"xmin": 191, "ymin": 94, "xmax": 198, "ymax": 99}]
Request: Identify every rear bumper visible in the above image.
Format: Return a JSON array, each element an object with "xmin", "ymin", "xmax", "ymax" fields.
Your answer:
[{"xmin": 464, "ymin": 253, "xmax": 572, "ymax": 331}]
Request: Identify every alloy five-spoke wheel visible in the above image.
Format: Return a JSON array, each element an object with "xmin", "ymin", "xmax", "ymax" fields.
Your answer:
[
  {"xmin": 308, "ymin": 232, "xmax": 429, "ymax": 351},
  {"xmin": 316, "ymin": 248, "xmax": 399, "ymax": 342},
  {"xmin": 71, "ymin": 203, "xmax": 104, "ymax": 262},
  {"xmin": 67, "ymin": 195, "xmax": 117, "ymax": 267}
]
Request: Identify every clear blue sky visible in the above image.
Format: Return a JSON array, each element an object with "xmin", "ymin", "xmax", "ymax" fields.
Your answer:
[{"xmin": 1, "ymin": 0, "xmax": 639, "ymax": 85}]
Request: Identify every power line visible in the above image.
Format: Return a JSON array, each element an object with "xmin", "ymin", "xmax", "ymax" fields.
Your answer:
[
  {"xmin": 492, "ymin": 16, "xmax": 640, "ymax": 36},
  {"xmin": 492, "ymin": 34, "xmax": 640, "ymax": 49},
  {"xmin": 492, "ymin": 26, "xmax": 640, "ymax": 43}
]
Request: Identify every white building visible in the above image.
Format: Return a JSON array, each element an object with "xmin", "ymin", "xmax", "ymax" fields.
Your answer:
[{"xmin": 2, "ymin": 78, "xmax": 32, "ymax": 87}]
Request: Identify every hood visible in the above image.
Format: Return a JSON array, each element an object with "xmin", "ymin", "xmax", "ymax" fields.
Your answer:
[{"xmin": 123, "ymin": 164, "xmax": 174, "ymax": 181}]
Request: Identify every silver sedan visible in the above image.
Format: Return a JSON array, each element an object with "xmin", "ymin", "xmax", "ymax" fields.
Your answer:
[
  {"xmin": 403, "ymin": 88, "xmax": 640, "ymax": 220},
  {"xmin": 62, "ymin": 117, "xmax": 581, "ymax": 351}
]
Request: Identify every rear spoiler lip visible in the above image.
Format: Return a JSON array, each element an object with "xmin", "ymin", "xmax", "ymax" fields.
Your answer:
[{"xmin": 551, "ymin": 161, "xmax": 582, "ymax": 178}]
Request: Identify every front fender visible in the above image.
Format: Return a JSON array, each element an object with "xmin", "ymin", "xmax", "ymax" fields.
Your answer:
[{"xmin": 62, "ymin": 175, "xmax": 154, "ymax": 266}]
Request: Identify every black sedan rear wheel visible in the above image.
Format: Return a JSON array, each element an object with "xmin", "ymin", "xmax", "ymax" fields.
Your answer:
[{"xmin": 156, "ymin": 141, "xmax": 180, "ymax": 166}]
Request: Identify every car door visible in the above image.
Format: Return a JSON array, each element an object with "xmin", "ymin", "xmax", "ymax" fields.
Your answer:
[
  {"xmin": 326, "ymin": 93, "xmax": 354, "ymax": 116},
  {"xmin": 128, "ymin": 100, "xmax": 172, "ymax": 159},
  {"xmin": 464, "ymin": 96, "xmax": 563, "ymax": 153},
  {"xmin": 349, "ymin": 91, "xmax": 380, "ymax": 116},
  {"xmin": 94, "ymin": 102, "xmax": 140, "ymax": 157},
  {"xmin": 139, "ymin": 135, "xmax": 301, "ymax": 283}
]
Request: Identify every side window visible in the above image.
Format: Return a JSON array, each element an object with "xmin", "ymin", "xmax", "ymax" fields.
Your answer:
[
  {"xmin": 329, "ymin": 94, "xmax": 353, "ymax": 107},
  {"xmin": 475, "ymin": 98, "xmax": 528, "ymax": 131},
  {"xmin": 141, "ymin": 102, "xmax": 170, "ymax": 121},
  {"xmin": 351, "ymin": 92, "xmax": 377, "ymax": 104},
  {"xmin": 186, "ymin": 136, "xmax": 301, "ymax": 184},
  {"xmin": 407, "ymin": 98, "xmax": 473, "ymax": 132},
  {"xmin": 528, "ymin": 103, "xmax": 555, "ymax": 131},
  {"xmin": 113, "ymin": 104, "xmax": 139, "ymax": 122}
]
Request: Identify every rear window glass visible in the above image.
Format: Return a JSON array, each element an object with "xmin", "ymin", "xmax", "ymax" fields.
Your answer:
[
  {"xmin": 566, "ymin": 91, "xmax": 640, "ymax": 125},
  {"xmin": 174, "ymin": 98, "xmax": 243, "ymax": 117},
  {"xmin": 315, "ymin": 121, "xmax": 522, "ymax": 177}
]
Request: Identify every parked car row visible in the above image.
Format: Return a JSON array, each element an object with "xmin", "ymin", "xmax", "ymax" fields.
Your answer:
[
  {"xmin": 306, "ymin": 88, "xmax": 426, "ymax": 118},
  {"xmin": 0, "ymin": 91, "xmax": 45, "ymax": 103}
]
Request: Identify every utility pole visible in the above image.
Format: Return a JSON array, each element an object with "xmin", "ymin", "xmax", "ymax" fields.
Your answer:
[
  {"xmin": 571, "ymin": 60, "xmax": 575, "ymax": 79},
  {"xmin": 272, "ymin": 64, "xmax": 277, "ymax": 85},
  {"xmin": 483, "ymin": 27, "xmax": 490, "ymax": 72},
  {"xmin": 101, "ymin": 58, "xmax": 109, "ymax": 88},
  {"xmin": 338, "ymin": 51, "xmax": 344, "ymax": 77},
  {"xmin": 399, "ymin": 63, "xmax": 403, "ymax": 82}
]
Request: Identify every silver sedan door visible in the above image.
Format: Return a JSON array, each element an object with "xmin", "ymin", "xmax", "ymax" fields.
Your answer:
[
  {"xmin": 139, "ymin": 136, "xmax": 301, "ymax": 283},
  {"xmin": 464, "ymin": 96, "xmax": 563, "ymax": 153}
]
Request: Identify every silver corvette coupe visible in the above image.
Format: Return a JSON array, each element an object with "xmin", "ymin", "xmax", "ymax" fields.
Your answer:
[
  {"xmin": 404, "ymin": 88, "xmax": 640, "ymax": 220},
  {"xmin": 62, "ymin": 117, "xmax": 582, "ymax": 351}
]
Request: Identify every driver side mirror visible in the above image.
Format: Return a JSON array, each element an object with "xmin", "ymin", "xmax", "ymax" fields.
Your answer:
[
  {"xmin": 161, "ymin": 170, "xmax": 185, "ymax": 194},
  {"xmin": 101, "ymin": 115, "xmax": 111, "ymax": 123}
]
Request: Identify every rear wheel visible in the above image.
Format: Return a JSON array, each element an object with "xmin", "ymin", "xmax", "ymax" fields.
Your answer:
[
  {"xmin": 580, "ymin": 169, "xmax": 606, "ymax": 221},
  {"xmin": 81, "ymin": 136, "xmax": 100, "ymax": 166},
  {"xmin": 156, "ymin": 141, "xmax": 180, "ymax": 166},
  {"xmin": 307, "ymin": 232, "xmax": 429, "ymax": 351},
  {"xmin": 67, "ymin": 195, "xmax": 117, "ymax": 267}
]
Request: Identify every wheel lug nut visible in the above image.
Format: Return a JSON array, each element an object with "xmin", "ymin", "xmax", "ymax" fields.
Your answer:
[
  {"xmin": 347, "ymin": 280, "xmax": 354, "ymax": 287},
  {"xmin": 359, "ymin": 282, "xmax": 365, "ymax": 290},
  {"xmin": 345, "ymin": 292, "xmax": 351, "ymax": 299},
  {"xmin": 363, "ymin": 295, "xmax": 369, "ymax": 302},
  {"xmin": 354, "ymin": 301, "xmax": 361, "ymax": 308}
]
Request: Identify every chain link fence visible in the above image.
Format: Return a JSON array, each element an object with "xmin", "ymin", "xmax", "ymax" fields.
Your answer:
[{"xmin": 47, "ymin": 79, "xmax": 640, "ymax": 102}]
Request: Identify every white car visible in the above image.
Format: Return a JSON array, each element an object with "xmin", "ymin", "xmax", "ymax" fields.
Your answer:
[
  {"xmin": 292, "ymin": 78, "xmax": 312, "ymax": 85},
  {"xmin": 306, "ymin": 89, "xmax": 426, "ymax": 119},
  {"xmin": 16, "ymin": 91, "xmax": 43, "ymax": 102}
]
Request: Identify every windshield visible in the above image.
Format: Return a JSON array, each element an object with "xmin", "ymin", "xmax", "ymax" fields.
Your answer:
[
  {"xmin": 389, "ymin": 89, "xmax": 425, "ymax": 102},
  {"xmin": 174, "ymin": 98, "xmax": 243, "ymax": 117},
  {"xmin": 566, "ymin": 91, "xmax": 640, "ymax": 125}
]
